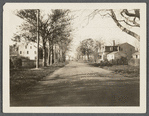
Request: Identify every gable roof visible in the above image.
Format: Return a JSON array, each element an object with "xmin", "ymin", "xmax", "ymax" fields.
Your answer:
[
  {"xmin": 107, "ymin": 51, "xmax": 126, "ymax": 56},
  {"xmin": 116, "ymin": 42, "xmax": 135, "ymax": 48},
  {"xmin": 132, "ymin": 52, "xmax": 140, "ymax": 56}
]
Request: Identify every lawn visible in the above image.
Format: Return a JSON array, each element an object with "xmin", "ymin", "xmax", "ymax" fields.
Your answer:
[
  {"xmin": 102, "ymin": 65, "xmax": 140, "ymax": 77},
  {"xmin": 88, "ymin": 63, "xmax": 140, "ymax": 77},
  {"xmin": 10, "ymin": 62, "xmax": 69, "ymax": 96}
]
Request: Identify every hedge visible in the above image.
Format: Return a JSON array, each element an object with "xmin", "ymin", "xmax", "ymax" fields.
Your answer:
[{"xmin": 11, "ymin": 57, "xmax": 22, "ymax": 69}]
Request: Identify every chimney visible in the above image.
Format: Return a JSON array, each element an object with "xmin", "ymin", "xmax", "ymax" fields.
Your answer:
[{"xmin": 113, "ymin": 40, "xmax": 115, "ymax": 46}]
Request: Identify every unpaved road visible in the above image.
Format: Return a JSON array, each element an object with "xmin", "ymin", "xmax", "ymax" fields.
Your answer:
[{"xmin": 11, "ymin": 61, "xmax": 139, "ymax": 106}]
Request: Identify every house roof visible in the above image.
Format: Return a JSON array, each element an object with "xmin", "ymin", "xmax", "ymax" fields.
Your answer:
[
  {"xmin": 116, "ymin": 42, "xmax": 135, "ymax": 48},
  {"xmin": 17, "ymin": 41, "xmax": 44, "ymax": 48},
  {"xmin": 107, "ymin": 51, "xmax": 126, "ymax": 56},
  {"xmin": 132, "ymin": 52, "xmax": 140, "ymax": 56},
  {"xmin": 97, "ymin": 52, "xmax": 109, "ymax": 55},
  {"xmin": 104, "ymin": 46, "xmax": 118, "ymax": 47}
]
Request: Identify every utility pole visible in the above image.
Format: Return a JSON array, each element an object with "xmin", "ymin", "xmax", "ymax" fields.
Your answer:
[{"xmin": 36, "ymin": 9, "xmax": 39, "ymax": 68}]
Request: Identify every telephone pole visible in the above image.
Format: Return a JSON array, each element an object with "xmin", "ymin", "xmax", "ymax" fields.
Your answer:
[{"xmin": 36, "ymin": 9, "xmax": 39, "ymax": 68}]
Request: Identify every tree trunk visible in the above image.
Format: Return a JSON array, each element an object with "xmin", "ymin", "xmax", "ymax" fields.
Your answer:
[
  {"xmin": 58, "ymin": 48, "xmax": 60, "ymax": 62},
  {"xmin": 54, "ymin": 44, "xmax": 56, "ymax": 64},
  {"xmin": 62, "ymin": 51, "xmax": 65, "ymax": 62},
  {"xmin": 47, "ymin": 41, "xmax": 51, "ymax": 66},
  {"xmin": 60, "ymin": 49, "xmax": 63, "ymax": 62},
  {"xmin": 87, "ymin": 54, "xmax": 89, "ymax": 61},
  {"xmin": 52, "ymin": 44, "xmax": 54, "ymax": 64},
  {"xmin": 110, "ymin": 9, "xmax": 140, "ymax": 42},
  {"xmin": 42, "ymin": 43, "xmax": 46, "ymax": 67}
]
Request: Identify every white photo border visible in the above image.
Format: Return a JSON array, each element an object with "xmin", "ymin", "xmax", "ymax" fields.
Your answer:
[{"xmin": 3, "ymin": 3, "xmax": 146, "ymax": 113}]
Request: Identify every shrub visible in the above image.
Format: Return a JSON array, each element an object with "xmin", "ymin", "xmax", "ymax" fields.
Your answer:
[
  {"xmin": 128, "ymin": 58, "xmax": 140, "ymax": 66},
  {"xmin": 11, "ymin": 57, "xmax": 22, "ymax": 69},
  {"xmin": 111, "ymin": 59, "xmax": 118, "ymax": 65},
  {"xmin": 121, "ymin": 57, "xmax": 128, "ymax": 65},
  {"xmin": 100, "ymin": 60, "xmax": 112, "ymax": 67},
  {"xmin": 109, "ymin": 57, "xmax": 128, "ymax": 65}
]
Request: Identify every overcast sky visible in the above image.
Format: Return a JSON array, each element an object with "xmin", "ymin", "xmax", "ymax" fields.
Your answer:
[{"xmin": 8, "ymin": 9, "xmax": 140, "ymax": 57}]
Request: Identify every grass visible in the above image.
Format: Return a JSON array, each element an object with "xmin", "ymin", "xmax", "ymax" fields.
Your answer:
[
  {"xmin": 88, "ymin": 63, "xmax": 140, "ymax": 77},
  {"xmin": 10, "ymin": 62, "xmax": 69, "ymax": 96},
  {"xmin": 102, "ymin": 65, "xmax": 140, "ymax": 77}
]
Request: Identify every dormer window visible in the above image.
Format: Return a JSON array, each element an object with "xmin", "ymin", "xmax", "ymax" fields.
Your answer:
[{"xmin": 110, "ymin": 47, "xmax": 113, "ymax": 51}]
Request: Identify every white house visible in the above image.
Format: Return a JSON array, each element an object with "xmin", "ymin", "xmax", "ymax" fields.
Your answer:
[
  {"xmin": 18, "ymin": 42, "xmax": 37, "ymax": 60},
  {"xmin": 128, "ymin": 52, "xmax": 140, "ymax": 66},
  {"xmin": 96, "ymin": 42, "xmax": 135, "ymax": 62},
  {"xmin": 132, "ymin": 52, "xmax": 140, "ymax": 59},
  {"xmin": 107, "ymin": 51, "xmax": 127, "ymax": 61}
]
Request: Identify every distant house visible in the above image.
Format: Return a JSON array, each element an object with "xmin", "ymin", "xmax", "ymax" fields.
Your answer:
[
  {"xmin": 117, "ymin": 42, "xmax": 135, "ymax": 60},
  {"xmin": 128, "ymin": 52, "xmax": 140, "ymax": 66},
  {"xmin": 95, "ymin": 42, "xmax": 119, "ymax": 62},
  {"xmin": 95, "ymin": 41, "xmax": 135, "ymax": 63},
  {"xmin": 107, "ymin": 51, "xmax": 126, "ymax": 61},
  {"xmin": 18, "ymin": 42, "xmax": 37, "ymax": 60},
  {"xmin": 132, "ymin": 52, "xmax": 140, "ymax": 59}
]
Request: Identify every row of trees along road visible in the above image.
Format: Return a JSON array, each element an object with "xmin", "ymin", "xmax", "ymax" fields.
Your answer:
[
  {"xmin": 76, "ymin": 38, "xmax": 104, "ymax": 61},
  {"xmin": 12, "ymin": 9, "xmax": 73, "ymax": 67}
]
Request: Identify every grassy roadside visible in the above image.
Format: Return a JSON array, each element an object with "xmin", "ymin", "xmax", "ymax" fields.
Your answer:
[
  {"xmin": 89, "ymin": 63, "xmax": 140, "ymax": 77},
  {"xmin": 102, "ymin": 65, "xmax": 140, "ymax": 77},
  {"xmin": 10, "ymin": 62, "xmax": 69, "ymax": 95}
]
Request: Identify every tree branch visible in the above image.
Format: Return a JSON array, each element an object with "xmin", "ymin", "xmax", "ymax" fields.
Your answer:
[
  {"xmin": 118, "ymin": 20, "xmax": 140, "ymax": 27},
  {"xmin": 110, "ymin": 9, "xmax": 140, "ymax": 41}
]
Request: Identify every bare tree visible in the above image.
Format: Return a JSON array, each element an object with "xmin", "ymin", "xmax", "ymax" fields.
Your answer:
[
  {"xmin": 88, "ymin": 9, "xmax": 140, "ymax": 41},
  {"xmin": 77, "ymin": 38, "xmax": 94, "ymax": 60},
  {"xmin": 47, "ymin": 9, "xmax": 73, "ymax": 64}
]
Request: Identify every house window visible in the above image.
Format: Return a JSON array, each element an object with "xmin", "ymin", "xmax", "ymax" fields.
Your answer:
[
  {"xmin": 20, "ymin": 51, "xmax": 22, "ymax": 54},
  {"xmin": 25, "ymin": 46, "xmax": 27, "ymax": 49},
  {"xmin": 136, "ymin": 55, "xmax": 138, "ymax": 59},
  {"xmin": 16, "ymin": 48, "xmax": 18, "ymax": 51},
  {"xmin": 98, "ymin": 55, "xmax": 102, "ymax": 59},
  {"xmin": 117, "ymin": 47, "xmax": 120, "ymax": 51},
  {"xmin": 110, "ymin": 47, "xmax": 113, "ymax": 51},
  {"xmin": 27, "ymin": 51, "xmax": 29, "ymax": 54},
  {"xmin": 35, "ymin": 56, "xmax": 37, "ymax": 59},
  {"xmin": 30, "ymin": 46, "xmax": 32, "ymax": 49},
  {"xmin": 34, "ymin": 51, "xmax": 36, "ymax": 54}
]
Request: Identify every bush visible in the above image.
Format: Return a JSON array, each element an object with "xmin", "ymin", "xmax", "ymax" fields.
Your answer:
[
  {"xmin": 11, "ymin": 57, "xmax": 22, "ymax": 69},
  {"xmin": 121, "ymin": 57, "xmax": 128, "ymax": 65},
  {"xmin": 109, "ymin": 57, "xmax": 128, "ymax": 65},
  {"xmin": 128, "ymin": 58, "xmax": 140, "ymax": 66},
  {"xmin": 100, "ymin": 59, "xmax": 112, "ymax": 67}
]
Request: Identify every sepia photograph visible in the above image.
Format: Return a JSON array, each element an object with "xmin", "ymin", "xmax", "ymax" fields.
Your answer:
[{"xmin": 3, "ymin": 3, "xmax": 146, "ymax": 113}]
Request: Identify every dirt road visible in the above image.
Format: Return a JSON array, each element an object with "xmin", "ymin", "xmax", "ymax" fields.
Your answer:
[{"xmin": 11, "ymin": 61, "xmax": 139, "ymax": 106}]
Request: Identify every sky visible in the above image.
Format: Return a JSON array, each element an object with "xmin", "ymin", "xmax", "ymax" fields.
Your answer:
[{"xmin": 8, "ymin": 9, "xmax": 140, "ymax": 57}]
